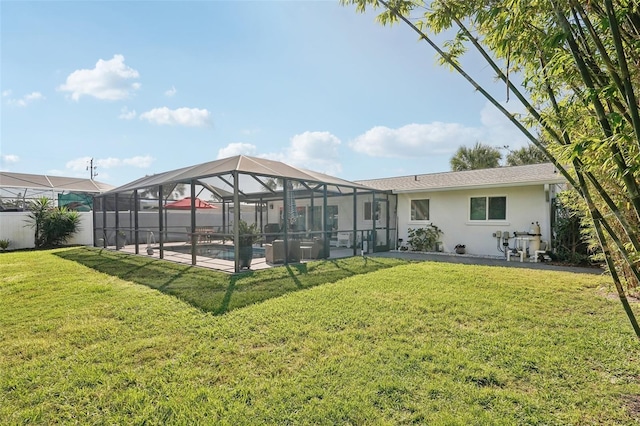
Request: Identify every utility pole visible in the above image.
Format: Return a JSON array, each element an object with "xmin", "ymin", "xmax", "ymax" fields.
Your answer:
[{"xmin": 87, "ymin": 158, "xmax": 98, "ymax": 180}]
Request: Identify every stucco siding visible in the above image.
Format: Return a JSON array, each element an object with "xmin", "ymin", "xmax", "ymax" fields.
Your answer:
[{"xmin": 396, "ymin": 185, "xmax": 552, "ymax": 257}]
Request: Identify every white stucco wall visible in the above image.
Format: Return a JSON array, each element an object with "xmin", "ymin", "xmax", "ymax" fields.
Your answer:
[
  {"xmin": 395, "ymin": 184, "xmax": 554, "ymax": 257},
  {"xmin": 0, "ymin": 212, "xmax": 94, "ymax": 250}
]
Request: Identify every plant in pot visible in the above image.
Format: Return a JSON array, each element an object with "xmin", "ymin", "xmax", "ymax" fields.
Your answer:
[
  {"xmin": 455, "ymin": 244, "xmax": 466, "ymax": 254},
  {"xmin": 235, "ymin": 220, "xmax": 261, "ymax": 269}
]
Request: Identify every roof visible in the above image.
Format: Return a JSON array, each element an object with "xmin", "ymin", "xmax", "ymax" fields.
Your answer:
[
  {"xmin": 355, "ymin": 163, "xmax": 566, "ymax": 193},
  {"xmin": 0, "ymin": 171, "xmax": 114, "ymax": 193},
  {"xmin": 106, "ymin": 155, "xmax": 375, "ymax": 194}
]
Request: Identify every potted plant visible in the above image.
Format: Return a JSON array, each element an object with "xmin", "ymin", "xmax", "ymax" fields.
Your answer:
[
  {"xmin": 235, "ymin": 220, "xmax": 261, "ymax": 269},
  {"xmin": 455, "ymin": 244, "xmax": 466, "ymax": 254}
]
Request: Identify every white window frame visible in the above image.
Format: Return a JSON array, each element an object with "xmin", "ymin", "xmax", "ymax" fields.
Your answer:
[
  {"xmin": 363, "ymin": 201, "xmax": 380, "ymax": 221},
  {"xmin": 468, "ymin": 195, "xmax": 507, "ymax": 222},
  {"xmin": 410, "ymin": 198, "xmax": 430, "ymax": 222}
]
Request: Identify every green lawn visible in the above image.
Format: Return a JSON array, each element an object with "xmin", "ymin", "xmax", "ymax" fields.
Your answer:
[{"xmin": 1, "ymin": 247, "xmax": 639, "ymax": 424}]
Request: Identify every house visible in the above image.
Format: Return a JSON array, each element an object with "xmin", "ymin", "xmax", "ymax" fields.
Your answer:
[
  {"xmin": 356, "ymin": 163, "xmax": 566, "ymax": 258},
  {"xmin": 2, "ymin": 159, "xmax": 568, "ymax": 268}
]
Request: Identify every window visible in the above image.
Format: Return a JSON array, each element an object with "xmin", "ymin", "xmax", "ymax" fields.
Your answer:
[
  {"xmin": 364, "ymin": 201, "xmax": 380, "ymax": 220},
  {"xmin": 410, "ymin": 199, "xmax": 429, "ymax": 221},
  {"xmin": 470, "ymin": 196, "xmax": 506, "ymax": 220}
]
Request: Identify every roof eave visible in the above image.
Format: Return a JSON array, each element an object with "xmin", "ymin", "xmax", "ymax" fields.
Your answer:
[{"xmin": 390, "ymin": 178, "xmax": 567, "ymax": 194}]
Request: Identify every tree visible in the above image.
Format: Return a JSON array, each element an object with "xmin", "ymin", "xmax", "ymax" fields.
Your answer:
[
  {"xmin": 343, "ymin": 0, "xmax": 640, "ymax": 337},
  {"xmin": 26, "ymin": 196, "xmax": 53, "ymax": 247},
  {"xmin": 450, "ymin": 142, "xmax": 502, "ymax": 171},
  {"xmin": 505, "ymin": 144, "xmax": 548, "ymax": 166}
]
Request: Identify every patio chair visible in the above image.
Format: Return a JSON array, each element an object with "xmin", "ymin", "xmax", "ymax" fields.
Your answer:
[
  {"xmin": 265, "ymin": 239, "xmax": 285, "ymax": 264},
  {"xmin": 263, "ymin": 223, "xmax": 282, "ymax": 244}
]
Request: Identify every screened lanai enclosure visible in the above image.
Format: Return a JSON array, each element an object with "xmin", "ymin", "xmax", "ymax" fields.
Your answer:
[{"xmin": 93, "ymin": 155, "xmax": 397, "ymax": 273}]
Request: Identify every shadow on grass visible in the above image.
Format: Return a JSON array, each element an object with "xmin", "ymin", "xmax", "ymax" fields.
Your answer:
[{"xmin": 55, "ymin": 247, "xmax": 409, "ymax": 316}]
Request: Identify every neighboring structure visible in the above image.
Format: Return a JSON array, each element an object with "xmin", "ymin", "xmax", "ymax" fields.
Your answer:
[
  {"xmin": 0, "ymin": 171, "xmax": 113, "ymax": 211},
  {"xmin": 357, "ymin": 163, "xmax": 566, "ymax": 258},
  {"xmin": 0, "ymin": 172, "xmax": 113, "ymax": 250}
]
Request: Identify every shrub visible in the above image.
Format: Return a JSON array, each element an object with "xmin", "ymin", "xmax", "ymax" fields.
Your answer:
[
  {"xmin": 41, "ymin": 207, "xmax": 81, "ymax": 247},
  {"xmin": 407, "ymin": 225, "xmax": 442, "ymax": 252},
  {"xmin": 25, "ymin": 197, "xmax": 81, "ymax": 248},
  {"xmin": 0, "ymin": 239, "xmax": 10, "ymax": 251}
]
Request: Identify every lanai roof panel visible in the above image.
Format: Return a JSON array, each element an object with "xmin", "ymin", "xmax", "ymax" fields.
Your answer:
[{"xmin": 104, "ymin": 155, "xmax": 375, "ymax": 195}]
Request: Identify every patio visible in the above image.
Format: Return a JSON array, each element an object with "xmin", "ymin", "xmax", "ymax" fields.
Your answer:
[{"xmin": 117, "ymin": 242, "xmax": 357, "ymax": 273}]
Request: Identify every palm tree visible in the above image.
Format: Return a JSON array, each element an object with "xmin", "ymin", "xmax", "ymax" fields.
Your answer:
[
  {"xmin": 26, "ymin": 196, "xmax": 53, "ymax": 248},
  {"xmin": 506, "ymin": 144, "xmax": 548, "ymax": 166},
  {"xmin": 450, "ymin": 142, "xmax": 502, "ymax": 171}
]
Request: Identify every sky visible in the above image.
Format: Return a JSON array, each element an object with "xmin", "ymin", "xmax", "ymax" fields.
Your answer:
[{"xmin": 1, "ymin": 0, "xmax": 530, "ymax": 188}]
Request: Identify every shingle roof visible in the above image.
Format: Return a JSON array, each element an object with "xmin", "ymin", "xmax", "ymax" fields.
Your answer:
[
  {"xmin": 0, "ymin": 171, "xmax": 113, "ymax": 193},
  {"xmin": 356, "ymin": 163, "xmax": 565, "ymax": 193}
]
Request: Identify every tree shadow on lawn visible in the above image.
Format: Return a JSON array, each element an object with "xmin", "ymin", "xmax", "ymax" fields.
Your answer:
[{"xmin": 55, "ymin": 247, "xmax": 409, "ymax": 316}]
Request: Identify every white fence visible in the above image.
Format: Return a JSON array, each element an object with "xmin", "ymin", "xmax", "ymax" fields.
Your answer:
[{"xmin": 0, "ymin": 212, "xmax": 94, "ymax": 250}]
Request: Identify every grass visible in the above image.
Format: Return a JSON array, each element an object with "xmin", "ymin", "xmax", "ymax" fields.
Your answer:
[
  {"xmin": 1, "ymin": 247, "xmax": 640, "ymax": 424},
  {"xmin": 54, "ymin": 247, "xmax": 410, "ymax": 315}
]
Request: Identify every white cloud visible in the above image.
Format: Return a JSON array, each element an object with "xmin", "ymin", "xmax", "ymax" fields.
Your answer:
[
  {"xmin": 2, "ymin": 90, "xmax": 12, "ymax": 97},
  {"xmin": 164, "ymin": 86, "xmax": 177, "ymax": 97},
  {"xmin": 217, "ymin": 143, "xmax": 258, "ymax": 159},
  {"xmin": 1, "ymin": 154, "xmax": 20, "ymax": 163},
  {"xmin": 6, "ymin": 91, "xmax": 45, "ymax": 107},
  {"xmin": 349, "ymin": 123, "xmax": 482, "ymax": 158},
  {"xmin": 349, "ymin": 101, "xmax": 531, "ymax": 158},
  {"xmin": 265, "ymin": 131, "xmax": 342, "ymax": 176},
  {"xmin": 65, "ymin": 155, "xmax": 154, "ymax": 172},
  {"xmin": 216, "ymin": 131, "xmax": 343, "ymax": 176},
  {"xmin": 118, "ymin": 106, "xmax": 137, "ymax": 120},
  {"xmin": 65, "ymin": 157, "xmax": 95, "ymax": 172},
  {"xmin": 58, "ymin": 54, "xmax": 140, "ymax": 101},
  {"xmin": 139, "ymin": 107, "xmax": 211, "ymax": 127},
  {"xmin": 122, "ymin": 155, "xmax": 154, "ymax": 168}
]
